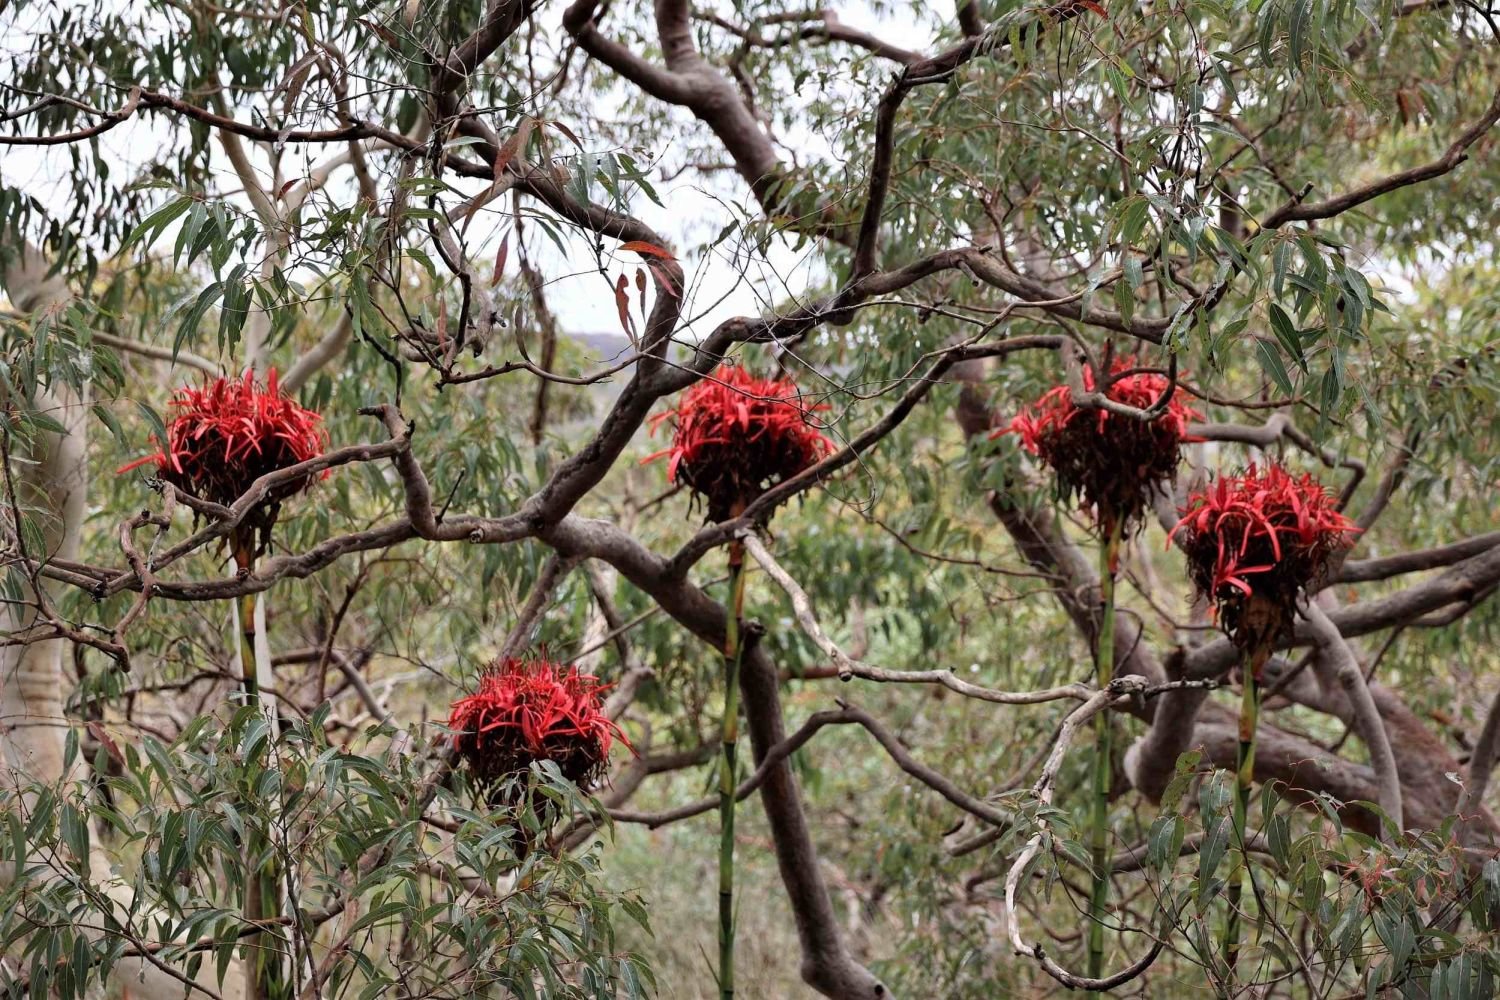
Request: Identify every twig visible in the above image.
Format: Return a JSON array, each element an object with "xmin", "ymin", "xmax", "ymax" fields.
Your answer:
[
  {"xmin": 1003, "ymin": 677, "xmax": 1166, "ymax": 991},
  {"xmin": 742, "ymin": 532, "xmax": 1090, "ymax": 704},
  {"xmin": 498, "ymin": 553, "xmax": 577, "ymax": 660}
]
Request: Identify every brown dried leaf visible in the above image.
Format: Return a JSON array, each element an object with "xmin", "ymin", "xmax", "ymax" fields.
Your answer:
[
  {"xmin": 614, "ymin": 274, "xmax": 636, "ymax": 344},
  {"xmin": 86, "ymin": 721, "xmax": 125, "ymax": 767},
  {"xmin": 492, "ymin": 230, "xmax": 510, "ymax": 286},
  {"xmin": 619, "ymin": 240, "xmax": 677, "ymax": 261}
]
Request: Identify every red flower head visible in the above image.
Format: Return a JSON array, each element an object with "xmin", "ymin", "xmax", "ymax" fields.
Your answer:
[
  {"xmin": 997, "ymin": 356, "xmax": 1201, "ymax": 532},
  {"xmin": 448, "ymin": 656, "xmax": 629, "ymax": 795},
  {"xmin": 1169, "ymin": 462, "xmax": 1360, "ymax": 654},
  {"xmin": 118, "ymin": 370, "xmax": 327, "ymax": 548},
  {"xmin": 645, "ymin": 364, "xmax": 834, "ymax": 522}
]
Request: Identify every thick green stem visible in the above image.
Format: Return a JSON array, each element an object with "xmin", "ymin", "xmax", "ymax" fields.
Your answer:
[
  {"xmin": 718, "ymin": 540, "xmax": 748, "ymax": 1000},
  {"xmin": 1224, "ymin": 647, "xmax": 1265, "ymax": 973},
  {"xmin": 238, "ymin": 588, "xmax": 258, "ymax": 702},
  {"xmin": 234, "ymin": 542, "xmax": 288, "ymax": 1000},
  {"xmin": 1086, "ymin": 515, "xmax": 1123, "ymax": 979}
]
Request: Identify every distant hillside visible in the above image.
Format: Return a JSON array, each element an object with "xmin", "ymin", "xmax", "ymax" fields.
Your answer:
[{"xmin": 568, "ymin": 332, "xmax": 632, "ymax": 362}]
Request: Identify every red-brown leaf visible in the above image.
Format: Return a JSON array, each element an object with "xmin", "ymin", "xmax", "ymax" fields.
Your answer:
[
  {"xmin": 491, "ymin": 231, "xmax": 510, "ymax": 286},
  {"xmin": 86, "ymin": 721, "xmax": 125, "ymax": 767},
  {"xmin": 546, "ymin": 119, "xmax": 586, "ymax": 152},
  {"xmin": 646, "ymin": 261, "xmax": 679, "ymax": 298},
  {"xmin": 614, "ymin": 274, "xmax": 635, "ymax": 342},
  {"xmin": 493, "ymin": 118, "xmax": 535, "ymax": 178},
  {"xmin": 619, "ymin": 240, "xmax": 677, "ymax": 261}
]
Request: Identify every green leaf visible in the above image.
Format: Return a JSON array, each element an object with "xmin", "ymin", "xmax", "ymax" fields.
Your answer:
[
  {"xmin": 20, "ymin": 410, "xmax": 68, "ymax": 436},
  {"xmin": 174, "ymin": 282, "xmax": 224, "ymax": 361},
  {"xmin": 132, "ymin": 400, "xmax": 169, "ymax": 450},
  {"xmin": 1266, "ymin": 813, "xmax": 1292, "ymax": 864},
  {"xmin": 1117, "ymin": 196, "xmax": 1151, "ymax": 246},
  {"xmin": 1289, "ymin": 0, "xmax": 1313, "ymax": 69},
  {"xmin": 123, "ymin": 195, "xmax": 193, "ymax": 251},
  {"xmin": 217, "ymin": 275, "xmax": 252, "ymax": 350},
  {"xmin": 1268, "ymin": 303, "xmax": 1307, "ymax": 372},
  {"xmin": 91, "ymin": 403, "xmax": 129, "ymax": 449},
  {"xmin": 1272, "ymin": 239, "xmax": 1291, "ymax": 296},
  {"xmin": 1147, "ymin": 815, "xmax": 1185, "ymax": 871},
  {"xmin": 174, "ymin": 200, "xmax": 208, "ymax": 266},
  {"xmin": 1320, "ymin": 365, "xmax": 1341, "ymax": 417},
  {"xmin": 1196, "ymin": 817, "xmax": 1231, "ymax": 896},
  {"xmin": 1161, "ymin": 750, "xmax": 1202, "ymax": 813},
  {"xmin": 1257, "ymin": 338, "xmax": 1296, "ymax": 396}
]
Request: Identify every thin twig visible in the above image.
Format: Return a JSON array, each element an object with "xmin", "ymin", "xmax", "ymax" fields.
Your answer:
[
  {"xmin": 743, "ymin": 532, "xmax": 1090, "ymax": 704},
  {"xmin": 1004, "ymin": 677, "xmax": 1166, "ymax": 991}
]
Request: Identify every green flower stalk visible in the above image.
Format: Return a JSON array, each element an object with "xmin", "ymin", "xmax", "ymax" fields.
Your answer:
[
  {"xmin": 718, "ymin": 539, "xmax": 749, "ymax": 1000},
  {"xmin": 232, "ymin": 544, "xmax": 288, "ymax": 1000},
  {"xmin": 1087, "ymin": 514, "xmax": 1124, "ymax": 978},
  {"xmin": 647, "ymin": 364, "xmax": 833, "ymax": 1000},
  {"xmin": 1171, "ymin": 463, "xmax": 1359, "ymax": 970},
  {"xmin": 1224, "ymin": 642, "xmax": 1270, "ymax": 969},
  {"xmin": 1000, "ymin": 353, "xmax": 1199, "ymax": 978},
  {"xmin": 122, "ymin": 371, "xmax": 327, "ymax": 1000}
]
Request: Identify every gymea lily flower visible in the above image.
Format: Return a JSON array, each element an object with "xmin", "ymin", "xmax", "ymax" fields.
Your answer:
[
  {"xmin": 645, "ymin": 364, "xmax": 833, "ymax": 521},
  {"xmin": 448, "ymin": 657, "xmax": 628, "ymax": 794},
  {"xmin": 1170, "ymin": 462, "xmax": 1359, "ymax": 656},
  {"xmin": 1001, "ymin": 354, "xmax": 1201, "ymax": 975},
  {"xmin": 1172, "ymin": 464, "xmax": 1358, "ymax": 968},
  {"xmin": 647, "ymin": 363, "xmax": 829, "ymax": 992},
  {"xmin": 119, "ymin": 369, "xmax": 327, "ymax": 529},
  {"xmin": 999, "ymin": 356, "xmax": 1201, "ymax": 532}
]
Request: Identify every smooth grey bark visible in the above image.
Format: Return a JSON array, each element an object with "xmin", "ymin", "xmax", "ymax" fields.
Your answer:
[
  {"xmin": 0, "ymin": 242, "xmax": 87, "ymax": 800},
  {"xmin": 1301, "ymin": 599, "xmax": 1404, "ymax": 833}
]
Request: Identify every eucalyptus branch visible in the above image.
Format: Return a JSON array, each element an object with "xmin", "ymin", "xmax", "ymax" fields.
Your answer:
[{"xmin": 1300, "ymin": 598, "xmax": 1403, "ymax": 833}]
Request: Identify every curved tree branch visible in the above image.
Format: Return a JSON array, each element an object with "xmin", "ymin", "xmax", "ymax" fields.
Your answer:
[{"xmin": 1299, "ymin": 599, "xmax": 1403, "ymax": 833}]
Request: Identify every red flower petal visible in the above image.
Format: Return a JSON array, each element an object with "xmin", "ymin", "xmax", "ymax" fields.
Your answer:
[
  {"xmin": 646, "ymin": 364, "xmax": 834, "ymax": 520},
  {"xmin": 116, "ymin": 368, "xmax": 328, "ymax": 509},
  {"xmin": 1170, "ymin": 461, "xmax": 1360, "ymax": 648},
  {"xmin": 449, "ymin": 655, "xmax": 632, "ymax": 790},
  {"xmin": 1003, "ymin": 356, "xmax": 1202, "ymax": 527}
]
